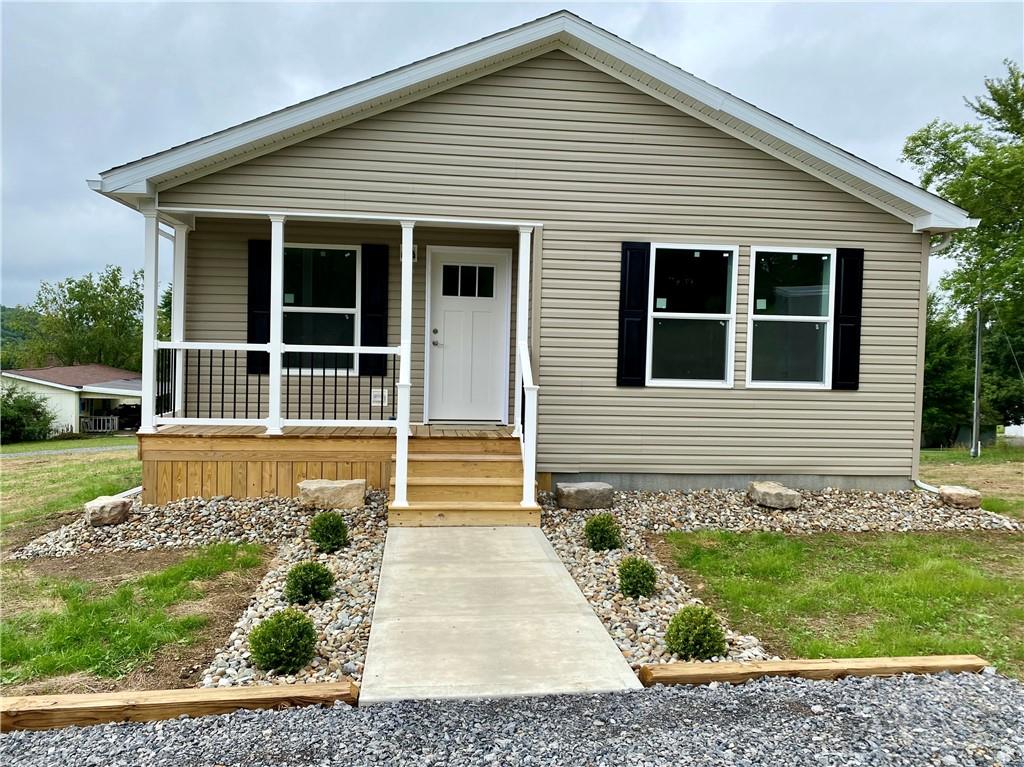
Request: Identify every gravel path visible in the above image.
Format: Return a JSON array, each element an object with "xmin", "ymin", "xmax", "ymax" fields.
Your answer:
[
  {"xmin": 0, "ymin": 443, "xmax": 136, "ymax": 458},
  {"xmin": 4, "ymin": 672, "xmax": 1021, "ymax": 766}
]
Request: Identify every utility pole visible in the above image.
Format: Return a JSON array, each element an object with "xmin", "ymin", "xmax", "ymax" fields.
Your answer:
[{"xmin": 970, "ymin": 301, "xmax": 983, "ymax": 457}]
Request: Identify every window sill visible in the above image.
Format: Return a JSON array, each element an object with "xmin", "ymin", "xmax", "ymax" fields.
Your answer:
[
  {"xmin": 646, "ymin": 379, "xmax": 734, "ymax": 389},
  {"xmin": 745, "ymin": 381, "xmax": 829, "ymax": 390}
]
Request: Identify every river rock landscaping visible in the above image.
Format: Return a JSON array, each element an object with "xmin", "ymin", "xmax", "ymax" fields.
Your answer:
[
  {"xmin": 618, "ymin": 487, "xmax": 1022, "ymax": 534},
  {"xmin": 199, "ymin": 493, "xmax": 386, "ymax": 686},
  {"xmin": 9, "ymin": 495, "xmax": 319, "ymax": 559},
  {"xmin": 542, "ymin": 496, "xmax": 770, "ymax": 669}
]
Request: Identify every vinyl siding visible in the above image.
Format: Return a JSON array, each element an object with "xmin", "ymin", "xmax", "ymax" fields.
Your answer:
[{"xmin": 164, "ymin": 48, "xmax": 925, "ymax": 479}]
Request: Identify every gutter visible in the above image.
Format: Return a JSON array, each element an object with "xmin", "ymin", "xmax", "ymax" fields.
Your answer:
[{"xmin": 914, "ymin": 479, "xmax": 939, "ymax": 494}]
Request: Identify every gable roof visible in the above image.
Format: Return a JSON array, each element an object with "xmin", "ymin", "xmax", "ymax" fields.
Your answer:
[
  {"xmin": 89, "ymin": 10, "xmax": 975, "ymax": 233},
  {"xmin": 2, "ymin": 364, "xmax": 141, "ymax": 392}
]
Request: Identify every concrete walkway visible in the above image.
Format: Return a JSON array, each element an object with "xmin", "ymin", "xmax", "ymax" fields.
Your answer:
[{"xmin": 359, "ymin": 527, "xmax": 641, "ymax": 704}]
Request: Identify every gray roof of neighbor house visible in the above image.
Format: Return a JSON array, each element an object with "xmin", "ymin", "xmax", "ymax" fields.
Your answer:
[
  {"xmin": 2, "ymin": 364, "xmax": 142, "ymax": 395},
  {"xmin": 88, "ymin": 10, "xmax": 975, "ymax": 232}
]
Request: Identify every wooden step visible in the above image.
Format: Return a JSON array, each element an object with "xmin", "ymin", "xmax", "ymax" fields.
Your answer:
[
  {"xmin": 388, "ymin": 501, "xmax": 541, "ymax": 527},
  {"xmin": 402, "ymin": 453, "xmax": 523, "ymax": 479},
  {"xmin": 389, "ymin": 476, "xmax": 524, "ymax": 503},
  {"xmin": 408, "ymin": 437, "xmax": 521, "ymax": 456}
]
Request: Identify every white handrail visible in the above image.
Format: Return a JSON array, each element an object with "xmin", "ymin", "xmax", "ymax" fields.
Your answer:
[
  {"xmin": 517, "ymin": 341, "xmax": 538, "ymax": 507},
  {"xmin": 155, "ymin": 340, "xmax": 269, "ymax": 352}
]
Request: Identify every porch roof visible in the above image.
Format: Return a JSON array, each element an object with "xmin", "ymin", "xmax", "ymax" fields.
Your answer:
[{"xmin": 88, "ymin": 11, "xmax": 974, "ymax": 233}]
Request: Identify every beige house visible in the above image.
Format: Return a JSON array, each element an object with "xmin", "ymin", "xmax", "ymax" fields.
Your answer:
[{"xmin": 90, "ymin": 12, "xmax": 975, "ymax": 522}]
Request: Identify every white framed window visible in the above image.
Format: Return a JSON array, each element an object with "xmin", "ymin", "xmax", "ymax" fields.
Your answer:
[
  {"xmin": 282, "ymin": 243, "xmax": 361, "ymax": 374},
  {"xmin": 746, "ymin": 245, "xmax": 837, "ymax": 389},
  {"xmin": 645, "ymin": 243, "xmax": 739, "ymax": 388}
]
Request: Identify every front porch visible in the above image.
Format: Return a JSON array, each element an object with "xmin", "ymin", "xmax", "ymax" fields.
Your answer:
[{"xmin": 138, "ymin": 424, "xmax": 538, "ymax": 526}]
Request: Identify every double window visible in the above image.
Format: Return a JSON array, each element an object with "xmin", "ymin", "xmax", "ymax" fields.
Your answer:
[
  {"xmin": 282, "ymin": 244, "xmax": 360, "ymax": 372},
  {"xmin": 747, "ymin": 246, "xmax": 835, "ymax": 388},
  {"xmin": 646, "ymin": 244, "xmax": 739, "ymax": 387}
]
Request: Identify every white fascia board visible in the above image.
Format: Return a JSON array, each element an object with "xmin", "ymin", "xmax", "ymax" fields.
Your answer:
[
  {"xmin": 912, "ymin": 213, "xmax": 981, "ymax": 233},
  {"xmin": 81, "ymin": 384, "xmax": 143, "ymax": 397},
  {"xmin": 0, "ymin": 372, "xmax": 81, "ymax": 392},
  {"xmin": 92, "ymin": 11, "xmax": 972, "ymax": 229}
]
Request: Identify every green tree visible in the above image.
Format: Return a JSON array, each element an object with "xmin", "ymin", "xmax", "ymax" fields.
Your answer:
[
  {"xmin": 921, "ymin": 294, "xmax": 974, "ymax": 446},
  {"xmin": 904, "ymin": 60, "xmax": 1024, "ymax": 426},
  {"xmin": 158, "ymin": 284, "xmax": 173, "ymax": 342},
  {"xmin": 24, "ymin": 266, "xmax": 144, "ymax": 371},
  {"xmin": 0, "ymin": 305, "xmax": 42, "ymax": 369}
]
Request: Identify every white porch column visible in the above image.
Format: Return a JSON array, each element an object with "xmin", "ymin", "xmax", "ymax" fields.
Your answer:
[
  {"xmin": 392, "ymin": 221, "xmax": 415, "ymax": 507},
  {"xmin": 138, "ymin": 203, "xmax": 161, "ymax": 434},
  {"xmin": 171, "ymin": 223, "xmax": 189, "ymax": 416},
  {"xmin": 513, "ymin": 226, "xmax": 533, "ymax": 436},
  {"xmin": 265, "ymin": 215, "xmax": 286, "ymax": 435}
]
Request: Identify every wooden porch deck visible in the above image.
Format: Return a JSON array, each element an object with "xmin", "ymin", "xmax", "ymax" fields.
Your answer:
[{"xmin": 138, "ymin": 424, "xmax": 518, "ymax": 506}]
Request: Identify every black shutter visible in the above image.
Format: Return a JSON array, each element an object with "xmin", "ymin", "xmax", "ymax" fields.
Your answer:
[
  {"xmin": 832, "ymin": 248, "xmax": 864, "ymax": 390},
  {"xmin": 359, "ymin": 243, "xmax": 389, "ymax": 376},
  {"xmin": 246, "ymin": 240, "xmax": 271, "ymax": 375},
  {"xmin": 616, "ymin": 242, "xmax": 651, "ymax": 386}
]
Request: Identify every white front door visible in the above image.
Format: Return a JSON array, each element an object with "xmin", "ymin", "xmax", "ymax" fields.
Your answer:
[{"xmin": 427, "ymin": 247, "xmax": 510, "ymax": 422}]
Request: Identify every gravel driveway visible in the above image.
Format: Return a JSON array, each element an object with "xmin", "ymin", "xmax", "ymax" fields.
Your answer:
[{"xmin": 4, "ymin": 672, "xmax": 1021, "ymax": 766}]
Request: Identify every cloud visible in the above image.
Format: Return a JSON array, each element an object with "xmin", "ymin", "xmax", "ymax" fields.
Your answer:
[{"xmin": 2, "ymin": 1, "xmax": 1021, "ymax": 303}]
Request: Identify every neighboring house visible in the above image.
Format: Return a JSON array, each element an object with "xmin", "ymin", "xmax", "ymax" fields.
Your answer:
[
  {"xmin": 89, "ymin": 11, "xmax": 976, "ymax": 520},
  {"xmin": 1, "ymin": 364, "xmax": 142, "ymax": 434}
]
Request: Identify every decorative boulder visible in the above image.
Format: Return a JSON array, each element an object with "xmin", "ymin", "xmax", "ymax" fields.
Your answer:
[
  {"xmin": 555, "ymin": 481, "xmax": 614, "ymax": 510},
  {"xmin": 84, "ymin": 495, "xmax": 132, "ymax": 526},
  {"xmin": 747, "ymin": 481, "xmax": 802, "ymax": 510},
  {"xmin": 938, "ymin": 485, "xmax": 982, "ymax": 509},
  {"xmin": 298, "ymin": 479, "xmax": 365, "ymax": 510}
]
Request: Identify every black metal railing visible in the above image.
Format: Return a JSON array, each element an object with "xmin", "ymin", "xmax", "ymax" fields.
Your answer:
[{"xmin": 283, "ymin": 351, "xmax": 397, "ymax": 422}]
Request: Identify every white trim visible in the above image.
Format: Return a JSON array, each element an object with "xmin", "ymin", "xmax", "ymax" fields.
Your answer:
[
  {"xmin": 139, "ymin": 203, "xmax": 160, "ymax": 433},
  {"xmin": 281, "ymin": 419, "xmax": 395, "ymax": 428},
  {"xmin": 155, "ymin": 417, "xmax": 267, "ymax": 427},
  {"xmin": 96, "ymin": 12, "xmax": 971, "ymax": 230},
  {"xmin": 266, "ymin": 215, "xmax": 286, "ymax": 435},
  {"xmin": 0, "ymin": 372, "xmax": 81, "ymax": 392},
  {"xmin": 280, "ymin": 242, "xmax": 362, "ymax": 375},
  {"xmin": 423, "ymin": 245, "xmax": 513, "ymax": 424},
  {"xmin": 80, "ymin": 385, "xmax": 142, "ymax": 398},
  {"xmin": 422, "ymin": 245, "xmax": 433, "ymax": 425},
  {"xmin": 156, "ymin": 340, "xmax": 268, "ymax": 352},
  {"xmin": 645, "ymin": 243, "xmax": 739, "ymax": 389},
  {"xmin": 157, "ymin": 206, "xmax": 543, "ymax": 231},
  {"xmin": 745, "ymin": 245, "xmax": 837, "ymax": 390}
]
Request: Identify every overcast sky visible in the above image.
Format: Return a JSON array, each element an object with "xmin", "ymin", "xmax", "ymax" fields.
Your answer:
[{"xmin": 2, "ymin": 1, "xmax": 1022, "ymax": 306}]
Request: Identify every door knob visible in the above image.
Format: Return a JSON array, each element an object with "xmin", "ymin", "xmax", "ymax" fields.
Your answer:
[{"xmin": 432, "ymin": 340, "xmax": 442, "ymax": 347}]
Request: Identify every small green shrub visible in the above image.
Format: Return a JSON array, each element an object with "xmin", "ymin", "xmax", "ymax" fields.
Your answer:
[
  {"xmin": 618, "ymin": 556, "xmax": 657, "ymax": 598},
  {"xmin": 583, "ymin": 513, "xmax": 622, "ymax": 551},
  {"xmin": 308, "ymin": 512, "xmax": 348, "ymax": 553},
  {"xmin": 665, "ymin": 605, "xmax": 727, "ymax": 660},
  {"xmin": 248, "ymin": 608, "xmax": 317, "ymax": 674},
  {"xmin": 1, "ymin": 384, "xmax": 57, "ymax": 443},
  {"xmin": 283, "ymin": 561, "xmax": 335, "ymax": 604}
]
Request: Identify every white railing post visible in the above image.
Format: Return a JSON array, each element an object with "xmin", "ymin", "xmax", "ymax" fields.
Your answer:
[
  {"xmin": 513, "ymin": 226, "xmax": 532, "ymax": 436},
  {"xmin": 266, "ymin": 215, "xmax": 286, "ymax": 435},
  {"xmin": 522, "ymin": 384, "xmax": 538, "ymax": 506},
  {"xmin": 392, "ymin": 221, "xmax": 415, "ymax": 508},
  {"xmin": 139, "ymin": 202, "xmax": 160, "ymax": 434},
  {"xmin": 171, "ymin": 223, "xmax": 189, "ymax": 416}
]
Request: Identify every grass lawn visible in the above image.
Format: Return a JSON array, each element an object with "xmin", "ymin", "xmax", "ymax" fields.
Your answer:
[
  {"xmin": 0, "ymin": 434, "xmax": 137, "ymax": 454},
  {"xmin": 0, "ymin": 450, "xmax": 142, "ymax": 550},
  {"xmin": 665, "ymin": 531, "xmax": 1024, "ymax": 678},
  {"xmin": 919, "ymin": 443, "xmax": 1024, "ymax": 520},
  {"xmin": 1, "ymin": 543, "xmax": 264, "ymax": 685}
]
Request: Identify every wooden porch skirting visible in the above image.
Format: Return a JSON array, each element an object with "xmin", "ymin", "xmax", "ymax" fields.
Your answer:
[{"xmin": 138, "ymin": 425, "xmax": 516, "ymax": 506}]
